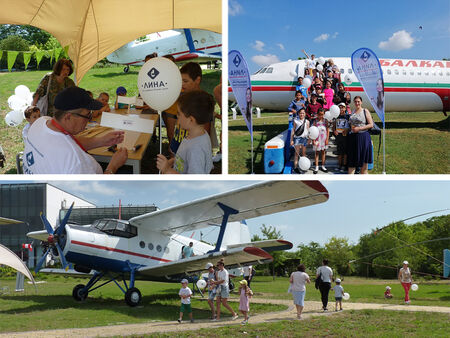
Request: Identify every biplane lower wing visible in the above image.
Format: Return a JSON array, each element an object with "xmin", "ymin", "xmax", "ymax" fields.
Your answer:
[{"xmin": 137, "ymin": 246, "xmax": 274, "ymax": 278}]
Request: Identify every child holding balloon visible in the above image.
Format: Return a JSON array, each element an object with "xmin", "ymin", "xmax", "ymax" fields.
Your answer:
[
  {"xmin": 312, "ymin": 108, "xmax": 329, "ymax": 174},
  {"xmin": 290, "ymin": 108, "xmax": 310, "ymax": 173},
  {"xmin": 156, "ymin": 90, "xmax": 214, "ymax": 174}
]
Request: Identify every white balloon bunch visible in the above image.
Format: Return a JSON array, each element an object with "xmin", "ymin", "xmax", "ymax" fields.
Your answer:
[{"xmin": 5, "ymin": 85, "xmax": 34, "ymax": 127}]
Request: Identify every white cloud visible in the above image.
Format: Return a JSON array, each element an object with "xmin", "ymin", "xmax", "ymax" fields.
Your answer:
[
  {"xmin": 251, "ymin": 54, "xmax": 280, "ymax": 66},
  {"xmin": 51, "ymin": 181, "xmax": 124, "ymax": 201},
  {"xmin": 229, "ymin": 0, "xmax": 243, "ymax": 16},
  {"xmin": 251, "ymin": 40, "xmax": 265, "ymax": 51},
  {"xmin": 277, "ymin": 43, "xmax": 285, "ymax": 50},
  {"xmin": 314, "ymin": 33, "xmax": 329, "ymax": 43},
  {"xmin": 378, "ymin": 30, "xmax": 415, "ymax": 51},
  {"xmin": 332, "ymin": 32, "xmax": 339, "ymax": 38}
]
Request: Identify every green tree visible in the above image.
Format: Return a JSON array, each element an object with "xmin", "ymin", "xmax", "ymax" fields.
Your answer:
[
  {"xmin": 323, "ymin": 237, "xmax": 354, "ymax": 275},
  {"xmin": 0, "ymin": 24, "xmax": 51, "ymax": 46},
  {"xmin": 297, "ymin": 241, "xmax": 324, "ymax": 271}
]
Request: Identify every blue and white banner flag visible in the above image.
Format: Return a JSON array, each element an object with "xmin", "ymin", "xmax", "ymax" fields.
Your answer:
[
  {"xmin": 229, "ymin": 50, "xmax": 253, "ymax": 136},
  {"xmin": 351, "ymin": 48, "xmax": 385, "ymax": 124}
]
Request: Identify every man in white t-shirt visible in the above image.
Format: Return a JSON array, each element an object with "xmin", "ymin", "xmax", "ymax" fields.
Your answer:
[
  {"xmin": 316, "ymin": 259, "xmax": 333, "ymax": 311},
  {"xmin": 23, "ymin": 86, "xmax": 127, "ymax": 174},
  {"xmin": 243, "ymin": 265, "xmax": 254, "ymax": 287},
  {"xmin": 213, "ymin": 260, "xmax": 238, "ymax": 321}
]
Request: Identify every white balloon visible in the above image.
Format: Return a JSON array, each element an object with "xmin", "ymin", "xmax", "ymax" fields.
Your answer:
[
  {"xmin": 324, "ymin": 111, "xmax": 332, "ymax": 121},
  {"xmin": 309, "ymin": 126, "xmax": 319, "ymax": 140},
  {"xmin": 316, "ymin": 64, "xmax": 323, "ymax": 72},
  {"xmin": 138, "ymin": 57, "xmax": 182, "ymax": 111},
  {"xmin": 318, "ymin": 57, "xmax": 325, "ymax": 65},
  {"xmin": 4, "ymin": 110, "xmax": 24, "ymax": 127},
  {"xmin": 8, "ymin": 95, "xmax": 28, "ymax": 112},
  {"xmin": 305, "ymin": 75, "xmax": 313, "ymax": 81},
  {"xmin": 411, "ymin": 283, "xmax": 418, "ymax": 291},
  {"xmin": 299, "ymin": 156, "xmax": 310, "ymax": 171},
  {"xmin": 344, "ymin": 74, "xmax": 353, "ymax": 85},
  {"xmin": 302, "ymin": 77, "xmax": 312, "ymax": 89},
  {"xmin": 196, "ymin": 279, "xmax": 207, "ymax": 289},
  {"xmin": 330, "ymin": 105, "xmax": 340, "ymax": 118},
  {"xmin": 15, "ymin": 85, "xmax": 31, "ymax": 100},
  {"xmin": 343, "ymin": 292, "xmax": 350, "ymax": 300},
  {"xmin": 26, "ymin": 92, "xmax": 34, "ymax": 105}
]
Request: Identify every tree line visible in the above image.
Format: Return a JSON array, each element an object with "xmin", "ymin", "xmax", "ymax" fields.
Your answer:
[{"xmin": 253, "ymin": 215, "xmax": 449, "ymax": 279}]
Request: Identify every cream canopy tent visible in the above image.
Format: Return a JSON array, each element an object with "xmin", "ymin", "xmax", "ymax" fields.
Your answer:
[
  {"xmin": 0, "ymin": 244, "xmax": 36, "ymax": 285},
  {"xmin": 0, "ymin": 0, "xmax": 221, "ymax": 83}
]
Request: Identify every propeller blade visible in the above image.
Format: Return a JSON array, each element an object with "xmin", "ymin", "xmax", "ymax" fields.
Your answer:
[
  {"xmin": 55, "ymin": 243, "xmax": 69, "ymax": 271},
  {"xmin": 35, "ymin": 247, "xmax": 51, "ymax": 273},
  {"xmin": 40, "ymin": 212, "xmax": 54, "ymax": 235},
  {"xmin": 56, "ymin": 202, "xmax": 74, "ymax": 236}
]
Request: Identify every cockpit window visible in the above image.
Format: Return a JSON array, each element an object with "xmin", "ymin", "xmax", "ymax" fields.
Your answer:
[
  {"xmin": 259, "ymin": 67, "xmax": 268, "ymax": 74},
  {"xmin": 97, "ymin": 219, "xmax": 138, "ymax": 238},
  {"xmin": 94, "ymin": 220, "xmax": 108, "ymax": 230},
  {"xmin": 265, "ymin": 67, "xmax": 273, "ymax": 73}
]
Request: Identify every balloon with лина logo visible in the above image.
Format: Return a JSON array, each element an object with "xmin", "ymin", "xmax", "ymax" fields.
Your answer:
[
  {"xmin": 137, "ymin": 57, "xmax": 182, "ymax": 111},
  {"xmin": 5, "ymin": 110, "xmax": 24, "ymax": 127}
]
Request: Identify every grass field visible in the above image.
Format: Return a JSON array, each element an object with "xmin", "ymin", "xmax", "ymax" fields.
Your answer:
[
  {"xmin": 0, "ymin": 275, "xmax": 448, "ymax": 333},
  {"xmin": 152, "ymin": 310, "xmax": 450, "ymax": 337},
  {"xmin": 228, "ymin": 111, "xmax": 450, "ymax": 174},
  {"xmin": 0, "ymin": 66, "xmax": 222, "ymax": 174}
]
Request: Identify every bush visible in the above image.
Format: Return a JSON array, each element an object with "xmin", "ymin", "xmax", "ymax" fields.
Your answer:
[
  {"xmin": 0, "ymin": 265, "xmax": 17, "ymax": 277},
  {"xmin": 0, "ymin": 35, "xmax": 30, "ymax": 69}
]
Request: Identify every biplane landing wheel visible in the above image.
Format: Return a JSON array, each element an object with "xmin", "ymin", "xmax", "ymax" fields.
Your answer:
[
  {"xmin": 125, "ymin": 287, "xmax": 142, "ymax": 307},
  {"xmin": 72, "ymin": 284, "xmax": 87, "ymax": 301},
  {"xmin": 123, "ymin": 66, "xmax": 130, "ymax": 73}
]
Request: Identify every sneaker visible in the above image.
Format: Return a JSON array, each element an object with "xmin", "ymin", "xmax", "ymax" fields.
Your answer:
[
  {"xmin": 324, "ymin": 308, "xmax": 328, "ymax": 312},
  {"xmin": 340, "ymin": 167, "xmax": 346, "ymax": 173},
  {"xmin": 231, "ymin": 314, "xmax": 239, "ymax": 320},
  {"xmin": 313, "ymin": 166, "xmax": 318, "ymax": 174},
  {"xmin": 212, "ymin": 153, "xmax": 222, "ymax": 162},
  {"xmin": 177, "ymin": 319, "xmax": 181, "ymax": 323},
  {"xmin": 190, "ymin": 319, "xmax": 194, "ymax": 323},
  {"xmin": 293, "ymin": 167, "xmax": 301, "ymax": 174},
  {"xmin": 321, "ymin": 165, "xmax": 328, "ymax": 173},
  {"xmin": 211, "ymin": 318, "xmax": 218, "ymax": 321},
  {"xmin": 241, "ymin": 320, "xmax": 248, "ymax": 324}
]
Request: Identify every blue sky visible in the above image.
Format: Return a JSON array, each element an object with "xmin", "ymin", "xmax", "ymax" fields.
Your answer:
[
  {"xmin": 17, "ymin": 180, "xmax": 445, "ymax": 248},
  {"xmin": 229, "ymin": 0, "xmax": 450, "ymax": 73}
]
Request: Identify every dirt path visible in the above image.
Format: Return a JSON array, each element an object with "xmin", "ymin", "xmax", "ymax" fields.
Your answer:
[{"xmin": 2, "ymin": 298, "xmax": 449, "ymax": 338}]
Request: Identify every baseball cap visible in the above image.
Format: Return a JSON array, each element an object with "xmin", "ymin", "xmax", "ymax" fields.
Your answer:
[
  {"xmin": 116, "ymin": 86, "xmax": 127, "ymax": 95},
  {"xmin": 205, "ymin": 262, "xmax": 214, "ymax": 269},
  {"xmin": 54, "ymin": 87, "xmax": 103, "ymax": 111},
  {"xmin": 403, "ymin": 260, "xmax": 409, "ymax": 265},
  {"xmin": 338, "ymin": 103, "xmax": 346, "ymax": 107},
  {"xmin": 239, "ymin": 280, "xmax": 248, "ymax": 286},
  {"xmin": 335, "ymin": 278, "xmax": 341, "ymax": 283},
  {"xmin": 181, "ymin": 278, "xmax": 188, "ymax": 284},
  {"xmin": 386, "ymin": 286, "xmax": 391, "ymax": 290}
]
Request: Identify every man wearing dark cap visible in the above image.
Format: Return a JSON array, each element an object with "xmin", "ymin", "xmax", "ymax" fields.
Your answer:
[{"xmin": 23, "ymin": 86, "xmax": 127, "ymax": 174}]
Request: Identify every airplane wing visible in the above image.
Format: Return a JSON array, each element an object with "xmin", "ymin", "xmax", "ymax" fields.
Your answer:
[
  {"xmin": 0, "ymin": 216, "xmax": 24, "ymax": 225},
  {"xmin": 27, "ymin": 230, "xmax": 49, "ymax": 241},
  {"xmin": 129, "ymin": 181, "xmax": 328, "ymax": 235},
  {"xmin": 226, "ymin": 239, "xmax": 293, "ymax": 252},
  {"xmin": 174, "ymin": 53, "xmax": 222, "ymax": 63},
  {"xmin": 137, "ymin": 246, "xmax": 273, "ymax": 278}
]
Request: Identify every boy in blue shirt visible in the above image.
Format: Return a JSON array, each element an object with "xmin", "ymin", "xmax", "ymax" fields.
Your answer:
[
  {"xmin": 288, "ymin": 91, "xmax": 306, "ymax": 115},
  {"xmin": 295, "ymin": 77, "xmax": 308, "ymax": 101}
]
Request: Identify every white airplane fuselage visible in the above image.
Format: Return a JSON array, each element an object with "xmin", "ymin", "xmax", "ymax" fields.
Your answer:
[
  {"xmin": 107, "ymin": 29, "xmax": 221, "ymax": 66},
  {"xmin": 229, "ymin": 57, "xmax": 450, "ymax": 113}
]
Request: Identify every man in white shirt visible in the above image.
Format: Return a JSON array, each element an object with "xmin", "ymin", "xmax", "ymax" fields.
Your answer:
[
  {"xmin": 316, "ymin": 259, "xmax": 333, "ymax": 311},
  {"xmin": 213, "ymin": 260, "xmax": 238, "ymax": 321},
  {"xmin": 23, "ymin": 86, "xmax": 127, "ymax": 174}
]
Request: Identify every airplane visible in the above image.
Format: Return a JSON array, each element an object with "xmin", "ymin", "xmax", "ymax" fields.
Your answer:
[
  {"xmin": 229, "ymin": 57, "xmax": 450, "ymax": 114},
  {"xmin": 26, "ymin": 181, "xmax": 329, "ymax": 306},
  {"xmin": 106, "ymin": 28, "xmax": 222, "ymax": 73}
]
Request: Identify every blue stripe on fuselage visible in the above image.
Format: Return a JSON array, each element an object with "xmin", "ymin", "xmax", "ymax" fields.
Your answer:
[{"xmin": 66, "ymin": 251, "xmax": 142, "ymax": 273}]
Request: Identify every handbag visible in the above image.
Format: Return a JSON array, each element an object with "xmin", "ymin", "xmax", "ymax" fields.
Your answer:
[
  {"xmin": 364, "ymin": 109, "xmax": 381, "ymax": 135},
  {"xmin": 294, "ymin": 119, "xmax": 306, "ymax": 137},
  {"xmin": 315, "ymin": 271, "xmax": 322, "ymax": 289},
  {"xmin": 36, "ymin": 74, "xmax": 52, "ymax": 116}
]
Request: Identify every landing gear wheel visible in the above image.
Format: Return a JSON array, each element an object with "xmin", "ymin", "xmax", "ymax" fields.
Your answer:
[
  {"xmin": 125, "ymin": 287, "xmax": 142, "ymax": 307},
  {"xmin": 72, "ymin": 284, "xmax": 87, "ymax": 301},
  {"xmin": 123, "ymin": 65, "xmax": 130, "ymax": 73}
]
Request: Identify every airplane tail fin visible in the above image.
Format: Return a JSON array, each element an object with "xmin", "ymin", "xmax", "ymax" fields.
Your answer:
[{"xmin": 221, "ymin": 220, "xmax": 251, "ymax": 249}]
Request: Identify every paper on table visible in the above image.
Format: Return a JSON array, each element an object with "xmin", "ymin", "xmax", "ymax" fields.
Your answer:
[
  {"xmin": 119, "ymin": 131, "xmax": 140, "ymax": 149},
  {"xmin": 117, "ymin": 95, "xmax": 137, "ymax": 105},
  {"xmin": 100, "ymin": 112, "xmax": 154, "ymax": 133}
]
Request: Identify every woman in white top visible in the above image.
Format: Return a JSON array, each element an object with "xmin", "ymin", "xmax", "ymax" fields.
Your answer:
[
  {"xmin": 316, "ymin": 259, "xmax": 333, "ymax": 311},
  {"xmin": 289, "ymin": 264, "xmax": 310, "ymax": 319},
  {"xmin": 398, "ymin": 260, "xmax": 413, "ymax": 304}
]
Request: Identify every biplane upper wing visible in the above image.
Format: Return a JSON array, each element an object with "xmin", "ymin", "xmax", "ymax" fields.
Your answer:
[
  {"xmin": 0, "ymin": 216, "xmax": 24, "ymax": 225},
  {"xmin": 137, "ymin": 246, "xmax": 273, "ymax": 278},
  {"xmin": 129, "ymin": 181, "xmax": 328, "ymax": 235}
]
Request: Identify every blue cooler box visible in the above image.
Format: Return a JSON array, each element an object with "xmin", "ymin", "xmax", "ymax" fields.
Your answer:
[{"xmin": 264, "ymin": 130, "xmax": 288, "ymax": 174}]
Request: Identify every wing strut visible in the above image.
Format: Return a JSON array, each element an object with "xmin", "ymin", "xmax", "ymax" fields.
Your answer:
[{"xmin": 208, "ymin": 202, "xmax": 239, "ymax": 253}]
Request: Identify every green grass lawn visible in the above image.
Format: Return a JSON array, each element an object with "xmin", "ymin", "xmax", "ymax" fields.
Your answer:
[
  {"xmin": 228, "ymin": 111, "xmax": 450, "ymax": 174},
  {"xmin": 0, "ymin": 66, "xmax": 221, "ymax": 174},
  {"xmin": 249, "ymin": 276, "xmax": 450, "ymax": 307},
  {"xmin": 0, "ymin": 276, "xmax": 284, "ymax": 333},
  {"xmin": 151, "ymin": 310, "xmax": 450, "ymax": 337},
  {"xmin": 0, "ymin": 275, "xmax": 448, "ymax": 333}
]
